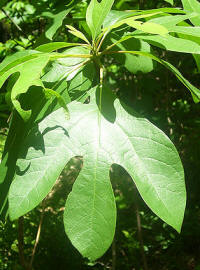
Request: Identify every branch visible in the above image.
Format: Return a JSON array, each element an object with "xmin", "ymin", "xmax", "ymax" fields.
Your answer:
[
  {"xmin": 1, "ymin": 8, "xmax": 33, "ymax": 45},
  {"xmin": 133, "ymin": 186, "xmax": 149, "ymax": 270},
  {"xmin": 28, "ymin": 201, "xmax": 45, "ymax": 270},
  {"xmin": 111, "ymin": 237, "xmax": 116, "ymax": 270},
  {"xmin": 1, "ymin": 8, "xmax": 23, "ymax": 32}
]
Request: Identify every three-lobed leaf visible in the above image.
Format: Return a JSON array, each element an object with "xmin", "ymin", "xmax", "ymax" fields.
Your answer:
[{"xmin": 8, "ymin": 88, "xmax": 186, "ymax": 261}]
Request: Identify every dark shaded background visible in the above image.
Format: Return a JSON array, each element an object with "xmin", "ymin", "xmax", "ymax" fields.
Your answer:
[{"xmin": 0, "ymin": 0, "xmax": 200, "ymax": 269}]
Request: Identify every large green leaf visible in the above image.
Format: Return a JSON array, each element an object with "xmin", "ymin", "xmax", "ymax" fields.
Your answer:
[
  {"xmin": 149, "ymin": 14, "xmax": 200, "ymax": 72},
  {"xmin": 8, "ymin": 88, "xmax": 185, "ymax": 261},
  {"xmin": 0, "ymin": 87, "xmax": 49, "ymax": 220},
  {"xmin": 0, "ymin": 66, "xmax": 71, "ymax": 221},
  {"xmin": 86, "ymin": 0, "xmax": 115, "ymax": 39},
  {"xmin": 0, "ymin": 51, "xmax": 50, "ymax": 120}
]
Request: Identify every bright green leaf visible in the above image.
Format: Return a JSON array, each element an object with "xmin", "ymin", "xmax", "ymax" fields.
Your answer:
[
  {"xmin": 164, "ymin": 0, "xmax": 174, "ymax": 5},
  {"xmin": 169, "ymin": 26, "xmax": 200, "ymax": 38},
  {"xmin": 148, "ymin": 13, "xmax": 198, "ymax": 27},
  {"xmin": 35, "ymin": 42, "xmax": 87, "ymax": 53},
  {"xmin": 0, "ymin": 51, "xmax": 50, "ymax": 120},
  {"xmin": 66, "ymin": 25, "xmax": 91, "ymax": 45},
  {"xmin": 181, "ymin": 0, "xmax": 200, "ymax": 25},
  {"xmin": 0, "ymin": 78, "xmax": 71, "ymax": 221},
  {"xmin": 127, "ymin": 20, "xmax": 169, "ymax": 35},
  {"xmin": 43, "ymin": 7, "xmax": 72, "ymax": 40},
  {"xmin": 131, "ymin": 32, "xmax": 200, "ymax": 54},
  {"xmin": 8, "ymin": 88, "xmax": 185, "ymax": 260},
  {"xmin": 103, "ymin": 10, "xmax": 137, "ymax": 29}
]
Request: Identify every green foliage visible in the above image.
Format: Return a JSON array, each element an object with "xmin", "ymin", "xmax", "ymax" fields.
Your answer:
[
  {"xmin": 0, "ymin": 0, "xmax": 200, "ymax": 266},
  {"xmin": 86, "ymin": 0, "xmax": 115, "ymax": 39}
]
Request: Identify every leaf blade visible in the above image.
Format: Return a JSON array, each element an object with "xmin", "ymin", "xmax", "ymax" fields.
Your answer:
[
  {"xmin": 86, "ymin": 0, "xmax": 114, "ymax": 39},
  {"xmin": 8, "ymin": 88, "xmax": 186, "ymax": 259}
]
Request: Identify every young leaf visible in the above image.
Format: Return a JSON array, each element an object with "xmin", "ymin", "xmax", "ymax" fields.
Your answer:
[
  {"xmin": 35, "ymin": 42, "xmax": 88, "ymax": 53},
  {"xmin": 126, "ymin": 20, "xmax": 169, "ymax": 35},
  {"xmin": 66, "ymin": 25, "xmax": 91, "ymax": 45},
  {"xmin": 86, "ymin": 0, "xmax": 115, "ymax": 39},
  {"xmin": 42, "ymin": 46, "xmax": 91, "ymax": 83},
  {"xmin": 147, "ymin": 13, "xmax": 200, "ymax": 38},
  {"xmin": 8, "ymin": 88, "xmax": 185, "ymax": 261}
]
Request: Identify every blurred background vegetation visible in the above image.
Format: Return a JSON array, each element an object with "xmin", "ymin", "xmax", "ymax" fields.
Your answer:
[{"xmin": 0, "ymin": 0, "xmax": 200, "ymax": 269}]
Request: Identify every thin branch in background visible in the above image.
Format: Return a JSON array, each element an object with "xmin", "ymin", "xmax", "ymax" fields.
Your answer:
[
  {"xmin": 28, "ymin": 201, "xmax": 45, "ymax": 270},
  {"xmin": 1, "ymin": 8, "xmax": 23, "ymax": 32},
  {"xmin": 18, "ymin": 216, "xmax": 27, "ymax": 269},
  {"xmin": 1, "ymin": 8, "xmax": 33, "ymax": 45},
  {"xmin": 133, "ymin": 187, "xmax": 149, "ymax": 270},
  {"xmin": 111, "ymin": 237, "xmax": 116, "ymax": 270}
]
